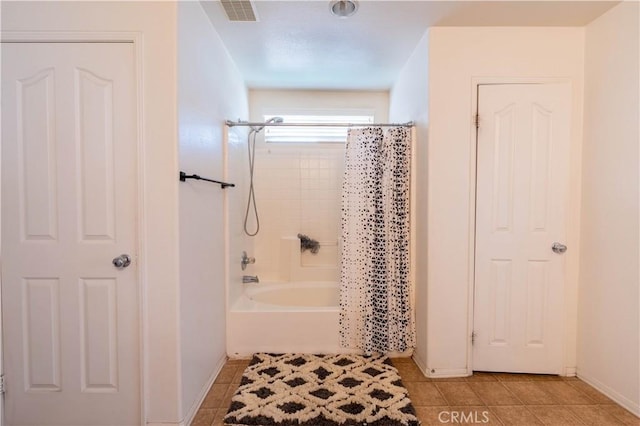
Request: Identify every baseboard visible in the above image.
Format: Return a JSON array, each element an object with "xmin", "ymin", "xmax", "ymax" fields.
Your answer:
[
  {"xmin": 411, "ymin": 350, "xmax": 428, "ymax": 377},
  {"xmin": 563, "ymin": 366, "xmax": 577, "ymax": 377},
  {"xmin": 577, "ymin": 369, "xmax": 640, "ymax": 416},
  {"xmin": 180, "ymin": 355, "xmax": 228, "ymax": 426},
  {"xmin": 425, "ymin": 367, "xmax": 469, "ymax": 378},
  {"xmin": 411, "ymin": 351, "xmax": 469, "ymax": 378}
]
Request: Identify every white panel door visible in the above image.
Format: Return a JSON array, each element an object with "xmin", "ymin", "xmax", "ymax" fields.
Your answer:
[
  {"xmin": 473, "ymin": 83, "xmax": 570, "ymax": 374},
  {"xmin": 1, "ymin": 42, "xmax": 139, "ymax": 425}
]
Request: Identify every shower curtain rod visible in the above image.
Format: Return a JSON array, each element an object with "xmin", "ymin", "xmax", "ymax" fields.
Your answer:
[{"xmin": 225, "ymin": 120, "xmax": 414, "ymax": 128}]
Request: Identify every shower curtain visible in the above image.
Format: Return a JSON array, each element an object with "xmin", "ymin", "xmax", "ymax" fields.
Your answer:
[{"xmin": 339, "ymin": 126, "xmax": 415, "ymax": 354}]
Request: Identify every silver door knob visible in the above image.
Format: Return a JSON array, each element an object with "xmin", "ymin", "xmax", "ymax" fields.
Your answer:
[
  {"xmin": 112, "ymin": 254, "xmax": 131, "ymax": 268},
  {"xmin": 552, "ymin": 243, "xmax": 567, "ymax": 254}
]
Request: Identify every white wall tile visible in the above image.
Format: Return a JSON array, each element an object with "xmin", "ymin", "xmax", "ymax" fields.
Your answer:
[{"xmin": 248, "ymin": 89, "xmax": 389, "ymax": 281}]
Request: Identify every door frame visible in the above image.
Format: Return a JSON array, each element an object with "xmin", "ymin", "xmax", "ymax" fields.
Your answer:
[
  {"xmin": 466, "ymin": 77, "xmax": 580, "ymax": 376},
  {"xmin": 0, "ymin": 31, "xmax": 147, "ymax": 425}
]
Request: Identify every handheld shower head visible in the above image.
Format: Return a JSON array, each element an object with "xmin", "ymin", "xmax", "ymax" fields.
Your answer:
[
  {"xmin": 252, "ymin": 117, "xmax": 283, "ymax": 132},
  {"xmin": 244, "ymin": 116, "xmax": 284, "ymax": 236}
]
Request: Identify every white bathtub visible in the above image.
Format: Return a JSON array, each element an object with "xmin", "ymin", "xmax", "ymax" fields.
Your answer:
[
  {"xmin": 227, "ymin": 281, "xmax": 356, "ymax": 356},
  {"xmin": 246, "ymin": 281, "xmax": 339, "ymax": 308}
]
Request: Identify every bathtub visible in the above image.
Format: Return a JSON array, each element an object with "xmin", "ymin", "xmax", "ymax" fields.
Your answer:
[
  {"xmin": 227, "ymin": 281, "xmax": 357, "ymax": 356},
  {"xmin": 246, "ymin": 281, "xmax": 339, "ymax": 308}
]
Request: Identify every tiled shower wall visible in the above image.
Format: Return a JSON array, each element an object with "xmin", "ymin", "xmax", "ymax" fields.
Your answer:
[
  {"xmin": 247, "ymin": 89, "xmax": 389, "ymax": 282},
  {"xmin": 251, "ymin": 147, "xmax": 345, "ymax": 281}
]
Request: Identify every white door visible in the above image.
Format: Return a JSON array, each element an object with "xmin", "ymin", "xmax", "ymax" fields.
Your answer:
[
  {"xmin": 1, "ymin": 42, "xmax": 140, "ymax": 425},
  {"xmin": 473, "ymin": 83, "xmax": 571, "ymax": 374}
]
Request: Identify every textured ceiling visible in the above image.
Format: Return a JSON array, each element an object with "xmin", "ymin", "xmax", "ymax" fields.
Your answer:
[{"xmin": 201, "ymin": 0, "xmax": 619, "ymax": 90}]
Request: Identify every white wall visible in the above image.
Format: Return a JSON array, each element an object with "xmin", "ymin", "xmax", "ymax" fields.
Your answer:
[
  {"xmin": 1, "ymin": 1, "xmax": 181, "ymax": 422},
  {"xmin": 579, "ymin": 2, "xmax": 639, "ymax": 415},
  {"xmin": 177, "ymin": 2, "xmax": 248, "ymax": 423},
  {"xmin": 389, "ymin": 31, "xmax": 430, "ymax": 373},
  {"xmin": 246, "ymin": 90, "xmax": 389, "ymax": 282},
  {"xmin": 426, "ymin": 28, "xmax": 585, "ymax": 376}
]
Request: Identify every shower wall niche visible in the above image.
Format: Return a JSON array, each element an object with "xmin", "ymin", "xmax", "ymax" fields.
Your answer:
[{"xmin": 247, "ymin": 89, "xmax": 390, "ymax": 282}]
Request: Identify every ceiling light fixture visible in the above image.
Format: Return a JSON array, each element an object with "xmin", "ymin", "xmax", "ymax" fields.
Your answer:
[{"xmin": 330, "ymin": 0, "xmax": 358, "ymax": 18}]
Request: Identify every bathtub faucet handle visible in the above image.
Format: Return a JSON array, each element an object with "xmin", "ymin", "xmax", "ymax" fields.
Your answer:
[{"xmin": 241, "ymin": 251, "xmax": 256, "ymax": 271}]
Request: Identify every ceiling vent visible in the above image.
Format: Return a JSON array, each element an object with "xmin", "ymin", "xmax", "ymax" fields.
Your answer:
[{"xmin": 220, "ymin": 0, "xmax": 257, "ymax": 22}]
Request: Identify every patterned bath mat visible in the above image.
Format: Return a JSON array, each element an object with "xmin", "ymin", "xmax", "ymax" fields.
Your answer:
[{"xmin": 224, "ymin": 353, "xmax": 420, "ymax": 426}]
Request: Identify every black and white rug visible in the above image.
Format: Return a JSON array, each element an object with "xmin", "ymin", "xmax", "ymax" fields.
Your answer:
[{"xmin": 224, "ymin": 353, "xmax": 420, "ymax": 426}]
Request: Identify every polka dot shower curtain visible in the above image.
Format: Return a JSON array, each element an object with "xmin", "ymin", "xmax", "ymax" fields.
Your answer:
[{"xmin": 339, "ymin": 126, "xmax": 416, "ymax": 354}]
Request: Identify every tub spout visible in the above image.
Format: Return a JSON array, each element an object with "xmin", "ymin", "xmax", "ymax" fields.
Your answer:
[{"xmin": 243, "ymin": 275, "xmax": 259, "ymax": 284}]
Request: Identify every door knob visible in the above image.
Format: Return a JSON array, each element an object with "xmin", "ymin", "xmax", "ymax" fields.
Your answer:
[
  {"xmin": 112, "ymin": 254, "xmax": 132, "ymax": 268},
  {"xmin": 551, "ymin": 243, "xmax": 567, "ymax": 254}
]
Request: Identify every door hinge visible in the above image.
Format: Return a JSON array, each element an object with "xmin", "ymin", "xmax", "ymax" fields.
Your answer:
[
  {"xmin": 474, "ymin": 113, "xmax": 480, "ymax": 129},
  {"xmin": 471, "ymin": 331, "xmax": 477, "ymax": 345},
  {"xmin": 0, "ymin": 374, "xmax": 5, "ymax": 394}
]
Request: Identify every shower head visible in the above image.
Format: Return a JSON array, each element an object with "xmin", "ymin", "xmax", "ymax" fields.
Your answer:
[
  {"xmin": 252, "ymin": 117, "xmax": 283, "ymax": 132},
  {"xmin": 245, "ymin": 117, "xmax": 283, "ymax": 236}
]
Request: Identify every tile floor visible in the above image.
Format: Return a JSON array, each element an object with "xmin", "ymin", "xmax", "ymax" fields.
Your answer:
[{"xmin": 192, "ymin": 357, "xmax": 639, "ymax": 426}]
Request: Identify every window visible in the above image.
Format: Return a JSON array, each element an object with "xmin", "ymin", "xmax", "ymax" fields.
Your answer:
[{"xmin": 264, "ymin": 113, "xmax": 374, "ymax": 143}]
